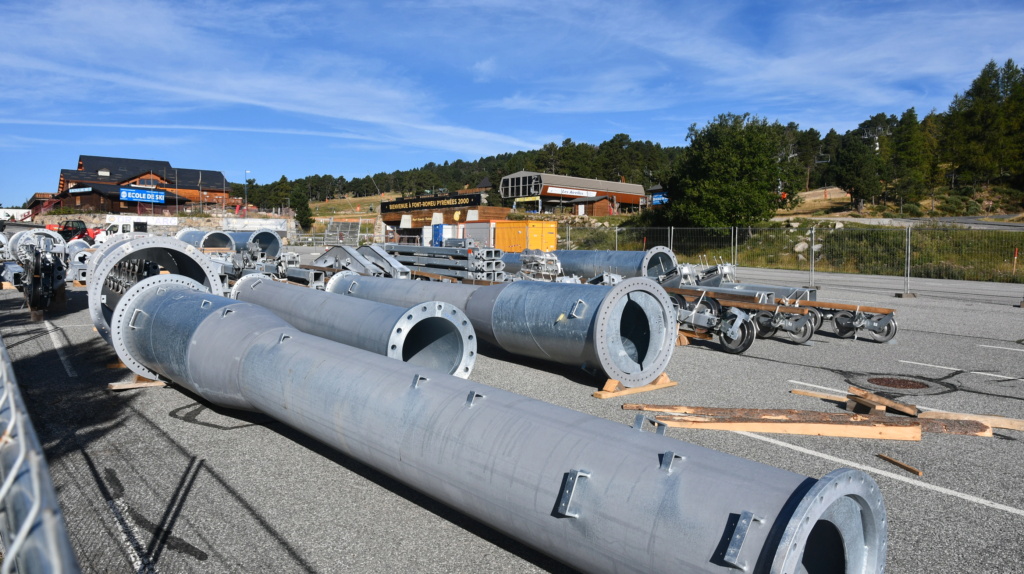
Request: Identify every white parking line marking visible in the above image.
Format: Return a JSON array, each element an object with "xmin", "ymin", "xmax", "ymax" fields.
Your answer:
[
  {"xmin": 787, "ymin": 380, "xmax": 845, "ymax": 393},
  {"xmin": 971, "ymin": 372, "xmax": 1020, "ymax": 380},
  {"xmin": 899, "ymin": 360, "xmax": 959, "ymax": 371},
  {"xmin": 978, "ymin": 345, "xmax": 1024, "ymax": 353},
  {"xmin": 44, "ymin": 321, "xmax": 78, "ymax": 378},
  {"xmin": 735, "ymin": 431, "xmax": 1024, "ymax": 518}
]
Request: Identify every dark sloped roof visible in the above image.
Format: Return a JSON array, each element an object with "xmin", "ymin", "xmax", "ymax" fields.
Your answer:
[{"xmin": 71, "ymin": 155, "xmax": 229, "ymax": 190}]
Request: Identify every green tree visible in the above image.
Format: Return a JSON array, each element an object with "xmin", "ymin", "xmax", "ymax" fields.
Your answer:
[
  {"xmin": 891, "ymin": 108, "xmax": 929, "ymax": 209},
  {"xmin": 291, "ymin": 188, "xmax": 313, "ymax": 231},
  {"xmin": 664, "ymin": 113, "xmax": 792, "ymax": 227},
  {"xmin": 833, "ymin": 131, "xmax": 882, "ymax": 209}
]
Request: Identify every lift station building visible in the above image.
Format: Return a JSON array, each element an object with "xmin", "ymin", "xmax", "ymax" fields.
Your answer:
[{"xmin": 498, "ymin": 171, "xmax": 647, "ymax": 214}]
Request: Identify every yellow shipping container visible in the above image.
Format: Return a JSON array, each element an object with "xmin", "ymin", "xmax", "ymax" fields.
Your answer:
[{"xmin": 493, "ymin": 220, "xmax": 557, "ymax": 253}]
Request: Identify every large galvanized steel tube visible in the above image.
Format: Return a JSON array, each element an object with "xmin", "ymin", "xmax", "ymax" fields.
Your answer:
[
  {"xmin": 331, "ymin": 275, "xmax": 676, "ymax": 387},
  {"xmin": 225, "ymin": 229, "xmax": 282, "ymax": 257},
  {"xmin": 108, "ymin": 277, "xmax": 887, "ymax": 574},
  {"xmin": 230, "ymin": 274, "xmax": 476, "ymax": 378},
  {"xmin": 552, "ymin": 247, "xmax": 679, "ymax": 284},
  {"xmin": 175, "ymin": 228, "xmax": 236, "ymax": 251},
  {"xmin": 7, "ymin": 229, "xmax": 66, "ymax": 265},
  {"xmin": 326, "ymin": 273, "xmax": 485, "ymax": 311},
  {"xmin": 87, "ymin": 236, "xmax": 224, "ymax": 344}
]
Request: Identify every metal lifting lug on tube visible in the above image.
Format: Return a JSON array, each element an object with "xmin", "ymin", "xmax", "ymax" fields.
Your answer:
[
  {"xmin": 103, "ymin": 275, "xmax": 887, "ymax": 574},
  {"xmin": 230, "ymin": 274, "xmax": 476, "ymax": 378},
  {"xmin": 327, "ymin": 274, "xmax": 677, "ymax": 387},
  {"xmin": 87, "ymin": 236, "xmax": 224, "ymax": 344}
]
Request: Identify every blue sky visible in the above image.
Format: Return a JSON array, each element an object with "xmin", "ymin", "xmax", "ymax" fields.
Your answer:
[{"xmin": 1, "ymin": 0, "xmax": 1022, "ymax": 207}]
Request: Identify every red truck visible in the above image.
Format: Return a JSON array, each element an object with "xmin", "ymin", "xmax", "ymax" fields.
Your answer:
[{"xmin": 45, "ymin": 220, "xmax": 105, "ymax": 244}]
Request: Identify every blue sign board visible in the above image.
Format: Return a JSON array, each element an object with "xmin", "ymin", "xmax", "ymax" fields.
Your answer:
[
  {"xmin": 652, "ymin": 191, "xmax": 669, "ymax": 205},
  {"xmin": 120, "ymin": 188, "xmax": 165, "ymax": 204}
]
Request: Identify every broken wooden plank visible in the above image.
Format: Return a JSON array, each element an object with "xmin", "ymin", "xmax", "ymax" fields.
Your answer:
[
  {"xmin": 848, "ymin": 386, "xmax": 918, "ymax": 416},
  {"xmin": 790, "ymin": 389, "xmax": 847, "ymax": 402},
  {"xmin": 654, "ymin": 415, "xmax": 922, "ymax": 440},
  {"xmin": 919, "ymin": 410, "xmax": 1024, "ymax": 432},
  {"xmin": 593, "ymin": 373, "xmax": 677, "ymax": 399},
  {"xmin": 918, "ymin": 418, "xmax": 991, "ymax": 437},
  {"xmin": 847, "ymin": 395, "xmax": 887, "ymax": 415},
  {"xmin": 624, "ymin": 404, "xmax": 883, "ymax": 421},
  {"xmin": 877, "ymin": 454, "xmax": 923, "ymax": 476},
  {"xmin": 677, "ymin": 329, "xmax": 714, "ymax": 341}
]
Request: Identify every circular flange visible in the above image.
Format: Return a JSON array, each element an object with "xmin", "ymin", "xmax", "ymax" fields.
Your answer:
[
  {"xmin": 86, "ymin": 232, "xmax": 146, "ymax": 280},
  {"xmin": 88, "ymin": 236, "xmax": 224, "ymax": 344},
  {"xmin": 230, "ymin": 228, "xmax": 282, "ymax": 257},
  {"xmin": 592, "ymin": 277, "xmax": 676, "ymax": 387},
  {"xmin": 390, "ymin": 300, "xmax": 477, "ymax": 378},
  {"xmin": 110, "ymin": 275, "xmax": 208, "ymax": 381},
  {"xmin": 640, "ymin": 246, "xmax": 678, "ymax": 279},
  {"xmin": 770, "ymin": 468, "xmax": 887, "ymax": 574}
]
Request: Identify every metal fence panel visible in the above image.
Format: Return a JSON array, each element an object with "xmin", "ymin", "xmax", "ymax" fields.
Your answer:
[{"xmin": 553, "ymin": 223, "xmax": 1023, "ymax": 285}]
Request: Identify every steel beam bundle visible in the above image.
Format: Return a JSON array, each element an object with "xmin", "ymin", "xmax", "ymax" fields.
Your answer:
[
  {"xmin": 231, "ymin": 274, "xmax": 476, "ymax": 378},
  {"xmin": 102, "ymin": 275, "xmax": 887, "ymax": 574},
  {"xmin": 327, "ymin": 274, "xmax": 677, "ymax": 387},
  {"xmin": 384, "ymin": 243, "xmax": 506, "ymax": 282},
  {"xmin": 87, "ymin": 235, "xmax": 225, "ymax": 344}
]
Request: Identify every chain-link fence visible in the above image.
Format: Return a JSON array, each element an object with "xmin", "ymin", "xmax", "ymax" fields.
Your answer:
[{"xmin": 556, "ymin": 223, "xmax": 1024, "ymax": 284}]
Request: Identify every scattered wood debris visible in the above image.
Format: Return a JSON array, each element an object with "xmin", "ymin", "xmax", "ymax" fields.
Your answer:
[{"xmin": 877, "ymin": 454, "xmax": 923, "ymax": 476}]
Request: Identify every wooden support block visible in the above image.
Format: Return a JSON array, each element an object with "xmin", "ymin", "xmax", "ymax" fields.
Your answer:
[
  {"xmin": 654, "ymin": 415, "xmax": 922, "ymax": 440},
  {"xmin": 106, "ymin": 361, "xmax": 126, "ymax": 369},
  {"xmin": 592, "ymin": 373, "xmax": 677, "ymax": 399},
  {"xmin": 678, "ymin": 329, "xmax": 713, "ymax": 341},
  {"xmin": 675, "ymin": 332, "xmax": 689, "ymax": 346},
  {"xmin": 1, "ymin": 282, "xmax": 13, "ymax": 290},
  {"xmin": 108, "ymin": 377, "xmax": 166, "ymax": 391},
  {"xmin": 919, "ymin": 410, "xmax": 1024, "ymax": 432},
  {"xmin": 790, "ymin": 389, "xmax": 848, "ymax": 403},
  {"xmin": 848, "ymin": 386, "xmax": 918, "ymax": 416},
  {"xmin": 846, "ymin": 395, "xmax": 887, "ymax": 415},
  {"xmin": 877, "ymin": 454, "xmax": 923, "ymax": 476}
]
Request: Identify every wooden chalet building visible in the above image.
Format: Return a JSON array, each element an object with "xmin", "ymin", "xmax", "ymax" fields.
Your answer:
[{"xmin": 44, "ymin": 155, "xmax": 237, "ymax": 216}]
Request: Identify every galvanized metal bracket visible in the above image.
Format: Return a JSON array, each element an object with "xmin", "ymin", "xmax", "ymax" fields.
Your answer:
[
  {"xmin": 722, "ymin": 510, "xmax": 764, "ymax": 571},
  {"xmin": 569, "ymin": 299, "xmax": 588, "ymax": 319},
  {"xmin": 411, "ymin": 374, "xmax": 428, "ymax": 389},
  {"xmin": 465, "ymin": 391, "xmax": 485, "ymax": 407},
  {"xmin": 660, "ymin": 451, "xmax": 685, "ymax": 473},
  {"xmin": 556, "ymin": 469, "xmax": 591, "ymax": 519},
  {"xmin": 632, "ymin": 414, "xmax": 667, "ymax": 435}
]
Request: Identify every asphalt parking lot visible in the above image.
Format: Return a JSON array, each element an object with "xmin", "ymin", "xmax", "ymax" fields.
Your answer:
[{"xmin": 2, "ymin": 268, "xmax": 1022, "ymax": 573}]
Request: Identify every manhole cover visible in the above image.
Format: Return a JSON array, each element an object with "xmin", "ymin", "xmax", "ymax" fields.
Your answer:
[{"xmin": 867, "ymin": 377, "xmax": 929, "ymax": 390}]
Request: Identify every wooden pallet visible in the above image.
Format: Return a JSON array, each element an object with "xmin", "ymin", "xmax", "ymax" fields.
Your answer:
[{"xmin": 593, "ymin": 373, "xmax": 677, "ymax": 399}]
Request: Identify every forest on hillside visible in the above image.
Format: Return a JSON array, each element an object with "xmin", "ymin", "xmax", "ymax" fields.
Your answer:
[{"xmin": 236, "ymin": 59, "xmax": 1024, "ymax": 228}]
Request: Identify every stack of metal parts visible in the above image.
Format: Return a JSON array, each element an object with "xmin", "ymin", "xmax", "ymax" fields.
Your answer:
[
  {"xmin": 94, "ymin": 273, "xmax": 888, "ymax": 574},
  {"xmin": 1, "ymin": 229, "xmax": 68, "ymax": 314},
  {"xmin": 0, "ymin": 333, "xmax": 80, "ymax": 573},
  {"xmin": 384, "ymin": 242, "xmax": 506, "ymax": 282},
  {"xmin": 176, "ymin": 227, "xmax": 293, "ymax": 284},
  {"xmin": 515, "ymin": 248, "xmax": 563, "ymax": 281}
]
